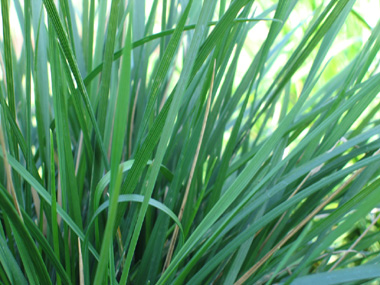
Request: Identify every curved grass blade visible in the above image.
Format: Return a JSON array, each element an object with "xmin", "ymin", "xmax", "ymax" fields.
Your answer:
[
  {"xmin": 86, "ymin": 194, "xmax": 184, "ymax": 248},
  {"xmin": 94, "ymin": 159, "xmax": 173, "ymax": 211}
]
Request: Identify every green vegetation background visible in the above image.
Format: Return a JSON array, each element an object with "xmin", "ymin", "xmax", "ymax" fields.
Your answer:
[{"xmin": 0, "ymin": 0, "xmax": 380, "ymax": 284}]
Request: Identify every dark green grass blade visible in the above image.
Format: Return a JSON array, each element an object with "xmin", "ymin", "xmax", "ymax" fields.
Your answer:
[
  {"xmin": 1, "ymin": 0, "xmax": 16, "ymax": 121},
  {"xmin": 49, "ymin": 131, "xmax": 62, "ymax": 285},
  {"xmin": 0, "ymin": 148, "xmax": 99, "ymax": 259},
  {"xmin": 96, "ymin": 0, "xmax": 121, "ymax": 136},
  {"xmin": 34, "ymin": 4, "xmax": 51, "ymax": 168},
  {"xmin": 49, "ymin": 20, "xmax": 83, "ymax": 230},
  {"xmin": 0, "ymin": 189, "xmax": 51, "ymax": 284},
  {"xmin": 93, "ymin": 168, "xmax": 123, "ymax": 284},
  {"xmin": 24, "ymin": 0, "xmax": 33, "ymax": 215}
]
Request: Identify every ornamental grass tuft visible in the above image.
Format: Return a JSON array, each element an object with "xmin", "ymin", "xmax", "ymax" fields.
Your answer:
[{"xmin": 0, "ymin": 0, "xmax": 380, "ymax": 284}]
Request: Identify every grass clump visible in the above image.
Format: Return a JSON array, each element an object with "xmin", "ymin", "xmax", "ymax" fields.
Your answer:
[{"xmin": 0, "ymin": 0, "xmax": 380, "ymax": 284}]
